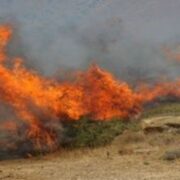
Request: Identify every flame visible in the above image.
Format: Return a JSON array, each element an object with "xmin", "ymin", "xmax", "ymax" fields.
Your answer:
[
  {"xmin": 0, "ymin": 25, "xmax": 180, "ymax": 151},
  {"xmin": 0, "ymin": 25, "xmax": 12, "ymax": 62},
  {"xmin": 138, "ymin": 81, "xmax": 180, "ymax": 102}
]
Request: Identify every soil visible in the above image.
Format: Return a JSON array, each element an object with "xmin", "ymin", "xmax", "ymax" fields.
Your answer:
[{"xmin": 0, "ymin": 125, "xmax": 180, "ymax": 180}]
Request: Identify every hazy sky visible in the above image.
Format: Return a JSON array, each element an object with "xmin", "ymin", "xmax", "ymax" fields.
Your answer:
[{"xmin": 0, "ymin": 0, "xmax": 180, "ymax": 77}]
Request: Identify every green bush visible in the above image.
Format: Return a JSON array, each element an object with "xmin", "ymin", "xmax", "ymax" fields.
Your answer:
[
  {"xmin": 61, "ymin": 102, "xmax": 180, "ymax": 149},
  {"xmin": 61, "ymin": 117, "xmax": 128, "ymax": 148}
]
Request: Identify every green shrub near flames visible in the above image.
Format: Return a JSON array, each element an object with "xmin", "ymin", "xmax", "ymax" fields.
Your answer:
[{"xmin": 61, "ymin": 117, "xmax": 139, "ymax": 148}]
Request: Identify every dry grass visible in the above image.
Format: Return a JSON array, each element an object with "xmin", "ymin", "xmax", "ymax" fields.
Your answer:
[
  {"xmin": 142, "ymin": 102, "xmax": 180, "ymax": 118},
  {"xmin": 0, "ymin": 127, "xmax": 180, "ymax": 180}
]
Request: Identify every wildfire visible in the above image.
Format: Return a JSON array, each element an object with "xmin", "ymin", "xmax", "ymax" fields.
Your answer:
[{"xmin": 0, "ymin": 25, "xmax": 180, "ymax": 151}]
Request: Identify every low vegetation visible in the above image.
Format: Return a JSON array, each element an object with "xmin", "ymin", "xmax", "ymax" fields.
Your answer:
[
  {"xmin": 62, "ymin": 117, "xmax": 140, "ymax": 148},
  {"xmin": 142, "ymin": 102, "xmax": 180, "ymax": 118},
  {"xmin": 62, "ymin": 102, "xmax": 180, "ymax": 149}
]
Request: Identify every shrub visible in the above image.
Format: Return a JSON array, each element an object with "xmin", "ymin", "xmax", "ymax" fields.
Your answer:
[{"xmin": 61, "ymin": 117, "xmax": 128, "ymax": 148}]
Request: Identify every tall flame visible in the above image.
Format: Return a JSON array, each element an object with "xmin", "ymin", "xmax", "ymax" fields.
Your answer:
[{"xmin": 0, "ymin": 25, "xmax": 180, "ymax": 151}]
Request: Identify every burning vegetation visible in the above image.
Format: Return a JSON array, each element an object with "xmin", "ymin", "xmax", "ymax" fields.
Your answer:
[{"xmin": 0, "ymin": 25, "xmax": 180, "ymax": 156}]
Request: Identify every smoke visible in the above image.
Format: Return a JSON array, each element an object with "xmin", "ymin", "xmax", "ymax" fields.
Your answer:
[
  {"xmin": 0, "ymin": 0, "xmax": 180, "ymax": 81},
  {"xmin": 0, "ymin": 0, "xmax": 180, "ymax": 157}
]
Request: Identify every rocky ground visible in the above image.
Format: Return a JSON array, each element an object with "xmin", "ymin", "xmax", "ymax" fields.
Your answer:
[{"xmin": 0, "ymin": 116, "xmax": 180, "ymax": 180}]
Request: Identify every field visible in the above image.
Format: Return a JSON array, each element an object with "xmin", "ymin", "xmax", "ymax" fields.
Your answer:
[{"xmin": 0, "ymin": 102, "xmax": 180, "ymax": 180}]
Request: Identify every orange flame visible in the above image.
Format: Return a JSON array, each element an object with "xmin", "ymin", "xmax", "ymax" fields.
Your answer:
[
  {"xmin": 0, "ymin": 25, "xmax": 180, "ymax": 151},
  {"xmin": 0, "ymin": 25, "xmax": 12, "ymax": 62}
]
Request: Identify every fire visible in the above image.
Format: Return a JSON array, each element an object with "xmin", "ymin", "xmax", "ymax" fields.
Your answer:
[
  {"xmin": 138, "ymin": 81, "xmax": 180, "ymax": 102},
  {"xmin": 76, "ymin": 65, "xmax": 141, "ymax": 120},
  {"xmin": 0, "ymin": 25, "xmax": 180, "ymax": 152},
  {"xmin": 0, "ymin": 25, "xmax": 12, "ymax": 62}
]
